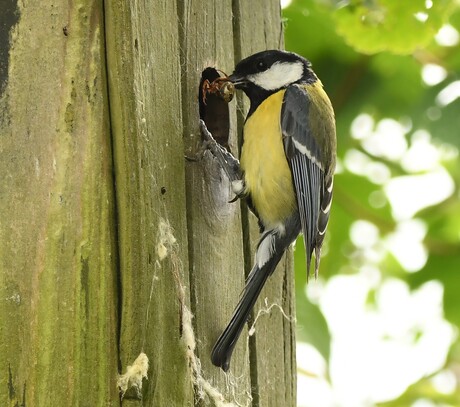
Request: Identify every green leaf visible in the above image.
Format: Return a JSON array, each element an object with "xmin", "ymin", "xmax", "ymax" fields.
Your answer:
[
  {"xmin": 333, "ymin": 0, "xmax": 453, "ymax": 55},
  {"xmin": 283, "ymin": 2, "xmax": 460, "ymax": 404},
  {"xmin": 408, "ymin": 253, "xmax": 460, "ymax": 328}
]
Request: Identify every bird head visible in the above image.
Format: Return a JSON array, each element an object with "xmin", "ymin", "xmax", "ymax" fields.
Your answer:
[{"xmin": 229, "ymin": 50, "xmax": 316, "ymax": 95}]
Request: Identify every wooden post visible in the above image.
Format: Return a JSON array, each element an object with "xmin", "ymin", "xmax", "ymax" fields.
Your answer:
[
  {"xmin": 105, "ymin": 0, "xmax": 193, "ymax": 404},
  {"xmin": 0, "ymin": 0, "xmax": 296, "ymax": 405},
  {"xmin": 0, "ymin": 1, "xmax": 118, "ymax": 405},
  {"xmin": 233, "ymin": 3, "xmax": 297, "ymax": 406}
]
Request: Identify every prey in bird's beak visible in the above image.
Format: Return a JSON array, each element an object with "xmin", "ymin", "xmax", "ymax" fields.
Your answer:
[{"xmin": 201, "ymin": 72, "xmax": 235, "ymax": 105}]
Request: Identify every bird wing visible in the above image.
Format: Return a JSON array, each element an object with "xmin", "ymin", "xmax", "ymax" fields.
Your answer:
[{"xmin": 281, "ymin": 84, "xmax": 333, "ymax": 278}]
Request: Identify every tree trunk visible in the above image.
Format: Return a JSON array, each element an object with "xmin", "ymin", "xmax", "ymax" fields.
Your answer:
[
  {"xmin": 0, "ymin": 0, "xmax": 296, "ymax": 405},
  {"xmin": 0, "ymin": 0, "xmax": 119, "ymax": 405}
]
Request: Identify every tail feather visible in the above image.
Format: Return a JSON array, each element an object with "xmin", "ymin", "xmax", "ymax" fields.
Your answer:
[
  {"xmin": 211, "ymin": 262, "xmax": 270, "ymax": 371},
  {"xmin": 211, "ymin": 227, "xmax": 296, "ymax": 371}
]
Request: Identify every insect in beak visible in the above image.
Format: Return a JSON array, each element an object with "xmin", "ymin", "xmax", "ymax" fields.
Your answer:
[{"xmin": 201, "ymin": 72, "xmax": 235, "ymax": 105}]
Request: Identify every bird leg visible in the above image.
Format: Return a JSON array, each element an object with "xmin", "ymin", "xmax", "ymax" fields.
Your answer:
[{"xmin": 198, "ymin": 119, "xmax": 246, "ymax": 199}]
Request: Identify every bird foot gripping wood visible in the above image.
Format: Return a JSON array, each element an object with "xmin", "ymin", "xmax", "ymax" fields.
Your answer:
[{"xmin": 196, "ymin": 120, "xmax": 246, "ymax": 200}]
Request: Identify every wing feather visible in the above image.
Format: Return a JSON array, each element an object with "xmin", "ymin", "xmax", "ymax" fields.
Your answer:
[{"xmin": 281, "ymin": 84, "xmax": 333, "ymax": 278}]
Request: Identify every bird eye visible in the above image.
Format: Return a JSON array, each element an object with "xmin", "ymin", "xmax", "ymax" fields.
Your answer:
[{"xmin": 256, "ymin": 60, "xmax": 267, "ymax": 71}]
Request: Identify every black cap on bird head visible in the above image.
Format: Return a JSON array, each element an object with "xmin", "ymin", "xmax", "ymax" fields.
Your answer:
[
  {"xmin": 228, "ymin": 50, "xmax": 317, "ymax": 115},
  {"xmin": 229, "ymin": 50, "xmax": 316, "ymax": 93}
]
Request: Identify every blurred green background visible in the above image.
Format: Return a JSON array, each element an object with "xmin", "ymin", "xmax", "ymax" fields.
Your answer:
[{"xmin": 281, "ymin": 0, "xmax": 460, "ymax": 406}]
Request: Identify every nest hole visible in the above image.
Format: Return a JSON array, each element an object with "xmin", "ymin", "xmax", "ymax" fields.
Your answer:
[{"xmin": 198, "ymin": 67, "xmax": 231, "ymax": 149}]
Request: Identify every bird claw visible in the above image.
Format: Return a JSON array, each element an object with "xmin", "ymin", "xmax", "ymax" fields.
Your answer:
[{"xmin": 198, "ymin": 120, "xmax": 242, "ymax": 184}]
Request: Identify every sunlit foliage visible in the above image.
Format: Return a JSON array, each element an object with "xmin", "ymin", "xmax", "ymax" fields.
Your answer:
[{"xmin": 283, "ymin": 1, "xmax": 460, "ymax": 405}]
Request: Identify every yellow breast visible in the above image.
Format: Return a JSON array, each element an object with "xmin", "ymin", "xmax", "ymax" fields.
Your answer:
[{"xmin": 241, "ymin": 90, "xmax": 297, "ymax": 228}]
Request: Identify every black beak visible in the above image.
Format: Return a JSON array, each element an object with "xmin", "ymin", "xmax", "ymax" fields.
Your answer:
[{"xmin": 228, "ymin": 73, "xmax": 248, "ymax": 89}]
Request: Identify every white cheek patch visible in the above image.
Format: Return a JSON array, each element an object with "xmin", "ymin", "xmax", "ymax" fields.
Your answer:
[{"xmin": 248, "ymin": 61, "xmax": 304, "ymax": 90}]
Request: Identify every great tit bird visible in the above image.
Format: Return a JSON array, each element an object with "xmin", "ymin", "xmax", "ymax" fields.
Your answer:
[{"xmin": 203, "ymin": 50, "xmax": 336, "ymax": 371}]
